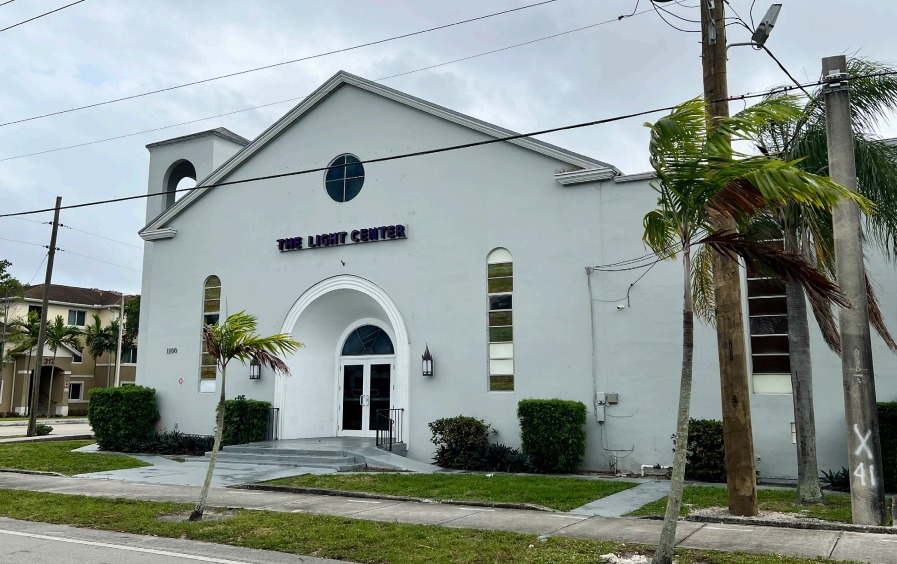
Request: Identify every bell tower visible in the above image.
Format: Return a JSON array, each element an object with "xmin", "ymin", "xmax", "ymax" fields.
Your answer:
[{"xmin": 144, "ymin": 128, "xmax": 249, "ymax": 224}]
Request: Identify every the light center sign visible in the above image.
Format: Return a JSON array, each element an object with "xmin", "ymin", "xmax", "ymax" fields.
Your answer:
[{"xmin": 277, "ymin": 224, "xmax": 407, "ymax": 252}]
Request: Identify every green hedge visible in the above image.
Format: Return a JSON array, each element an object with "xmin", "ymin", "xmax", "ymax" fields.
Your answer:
[
  {"xmin": 879, "ymin": 402, "xmax": 897, "ymax": 492},
  {"xmin": 219, "ymin": 395, "xmax": 271, "ymax": 446},
  {"xmin": 88, "ymin": 386, "xmax": 159, "ymax": 451},
  {"xmin": 428, "ymin": 415, "xmax": 492, "ymax": 469},
  {"xmin": 684, "ymin": 418, "xmax": 726, "ymax": 483},
  {"xmin": 517, "ymin": 399, "xmax": 586, "ymax": 473}
]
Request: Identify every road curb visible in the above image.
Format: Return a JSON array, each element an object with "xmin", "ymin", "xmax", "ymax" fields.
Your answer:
[
  {"xmin": 0, "ymin": 467, "xmax": 65, "ymax": 477},
  {"xmin": 638, "ymin": 513, "xmax": 897, "ymax": 535},
  {"xmin": 234, "ymin": 483, "xmax": 557, "ymax": 512}
]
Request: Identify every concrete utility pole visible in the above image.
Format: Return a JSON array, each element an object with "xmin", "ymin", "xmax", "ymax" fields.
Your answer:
[
  {"xmin": 822, "ymin": 55, "xmax": 887, "ymax": 525},
  {"xmin": 113, "ymin": 295, "xmax": 125, "ymax": 388},
  {"xmin": 26, "ymin": 196, "xmax": 62, "ymax": 436},
  {"xmin": 701, "ymin": 0, "xmax": 758, "ymax": 517}
]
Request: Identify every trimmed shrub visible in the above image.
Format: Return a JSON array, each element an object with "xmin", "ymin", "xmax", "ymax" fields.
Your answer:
[
  {"xmin": 67, "ymin": 408, "xmax": 89, "ymax": 417},
  {"xmin": 429, "ymin": 415, "xmax": 492, "ymax": 469},
  {"xmin": 35, "ymin": 424, "xmax": 53, "ymax": 436},
  {"xmin": 517, "ymin": 399, "xmax": 587, "ymax": 473},
  {"xmin": 821, "ymin": 467, "xmax": 851, "ymax": 492},
  {"xmin": 220, "ymin": 395, "xmax": 271, "ymax": 446},
  {"xmin": 879, "ymin": 402, "xmax": 897, "ymax": 492},
  {"xmin": 476, "ymin": 443, "xmax": 534, "ymax": 473},
  {"xmin": 683, "ymin": 418, "xmax": 726, "ymax": 483},
  {"xmin": 88, "ymin": 386, "xmax": 159, "ymax": 451},
  {"xmin": 120, "ymin": 430, "xmax": 213, "ymax": 456}
]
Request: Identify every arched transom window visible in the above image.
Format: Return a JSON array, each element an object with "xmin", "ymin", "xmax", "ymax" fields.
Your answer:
[{"xmin": 342, "ymin": 325, "xmax": 394, "ymax": 356}]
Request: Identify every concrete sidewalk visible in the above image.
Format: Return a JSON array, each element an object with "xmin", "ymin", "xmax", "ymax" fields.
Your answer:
[{"xmin": 0, "ymin": 472, "xmax": 894, "ymax": 563}]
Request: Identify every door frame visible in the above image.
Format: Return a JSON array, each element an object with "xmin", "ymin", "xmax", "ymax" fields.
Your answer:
[{"xmin": 336, "ymin": 355, "xmax": 395, "ymax": 437}]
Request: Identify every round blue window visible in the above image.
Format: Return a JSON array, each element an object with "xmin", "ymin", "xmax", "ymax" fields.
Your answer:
[{"xmin": 325, "ymin": 154, "xmax": 364, "ymax": 202}]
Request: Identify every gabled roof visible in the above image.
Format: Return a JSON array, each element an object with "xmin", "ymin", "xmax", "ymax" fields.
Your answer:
[
  {"xmin": 140, "ymin": 70, "xmax": 619, "ymax": 238},
  {"xmin": 24, "ymin": 284, "xmax": 123, "ymax": 307}
]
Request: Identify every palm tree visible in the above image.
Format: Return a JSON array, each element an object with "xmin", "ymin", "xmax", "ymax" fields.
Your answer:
[
  {"xmin": 756, "ymin": 58, "xmax": 897, "ymax": 503},
  {"xmin": 84, "ymin": 314, "xmax": 115, "ymax": 387},
  {"xmin": 44, "ymin": 315, "xmax": 83, "ymax": 417},
  {"xmin": 189, "ymin": 311, "xmax": 301, "ymax": 521},
  {"xmin": 6, "ymin": 311, "xmax": 41, "ymax": 415},
  {"xmin": 643, "ymin": 97, "xmax": 868, "ymax": 564}
]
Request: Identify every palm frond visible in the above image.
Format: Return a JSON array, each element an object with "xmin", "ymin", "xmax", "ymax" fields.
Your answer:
[
  {"xmin": 701, "ymin": 231, "xmax": 850, "ymax": 310},
  {"xmin": 866, "ymin": 274, "xmax": 897, "ymax": 352},
  {"xmin": 806, "ymin": 285, "xmax": 841, "ymax": 354},
  {"xmin": 691, "ymin": 243, "xmax": 715, "ymax": 324}
]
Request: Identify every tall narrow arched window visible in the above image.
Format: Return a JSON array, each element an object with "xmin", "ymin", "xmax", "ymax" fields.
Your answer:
[
  {"xmin": 487, "ymin": 248, "xmax": 513, "ymax": 391},
  {"xmin": 199, "ymin": 275, "xmax": 221, "ymax": 393}
]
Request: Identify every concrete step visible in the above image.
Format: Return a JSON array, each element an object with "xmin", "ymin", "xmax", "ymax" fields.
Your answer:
[
  {"xmin": 221, "ymin": 445, "xmax": 350, "ymax": 457},
  {"xmin": 208, "ymin": 449, "xmax": 366, "ymax": 472}
]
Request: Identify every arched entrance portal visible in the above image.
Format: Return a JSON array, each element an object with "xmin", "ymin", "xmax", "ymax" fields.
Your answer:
[{"xmin": 277, "ymin": 276, "xmax": 409, "ymax": 440}]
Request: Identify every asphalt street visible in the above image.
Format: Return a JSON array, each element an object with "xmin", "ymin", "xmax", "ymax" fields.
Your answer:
[{"xmin": 0, "ymin": 516, "xmax": 349, "ymax": 564}]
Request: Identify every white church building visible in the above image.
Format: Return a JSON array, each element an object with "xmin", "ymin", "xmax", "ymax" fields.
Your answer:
[{"xmin": 136, "ymin": 71, "xmax": 897, "ymax": 478}]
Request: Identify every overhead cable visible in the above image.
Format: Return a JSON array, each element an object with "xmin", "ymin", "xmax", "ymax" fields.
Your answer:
[
  {"xmin": 0, "ymin": 0, "xmax": 86, "ymax": 34},
  {"xmin": 1, "ymin": 4, "xmax": 661, "ymax": 163},
  {"xmin": 0, "ymin": 71, "xmax": 892, "ymax": 220},
  {"xmin": 0, "ymin": 0, "xmax": 559, "ymax": 128}
]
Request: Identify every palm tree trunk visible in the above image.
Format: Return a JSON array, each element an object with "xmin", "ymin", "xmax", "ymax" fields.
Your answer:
[
  {"xmin": 785, "ymin": 229, "xmax": 824, "ymax": 503},
  {"xmin": 190, "ymin": 365, "xmax": 226, "ymax": 521},
  {"xmin": 46, "ymin": 351, "xmax": 58, "ymax": 417},
  {"xmin": 653, "ymin": 247, "xmax": 695, "ymax": 564}
]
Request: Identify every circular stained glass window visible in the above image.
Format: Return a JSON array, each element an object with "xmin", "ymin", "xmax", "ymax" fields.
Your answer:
[{"xmin": 324, "ymin": 154, "xmax": 364, "ymax": 202}]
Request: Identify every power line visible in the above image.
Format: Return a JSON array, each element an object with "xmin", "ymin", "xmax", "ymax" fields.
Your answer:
[
  {"xmin": 0, "ymin": 0, "xmax": 86, "ymax": 34},
  {"xmin": 0, "ymin": 1, "xmax": 17, "ymax": 8},
  {"xmin": 0, "ymin": 71, "xmax": 890, "ymax": 221},
  {"xmin": 0, "ymin": 5, "xmax": 660, "ymax": 164},
  {"xmin": 0, "ymin": 0, "xmax": 559, "ymax": 128},
  {"xmin": 57, "ymin": 248, "xmax": 141, "ymax": 272},
  {"xmin": 58, "ymin": 223, "xmax": 142, "ymax": 249},
  {"xmin": 0, "ymin": 236, "xmax": 139, "ymax": 272}
]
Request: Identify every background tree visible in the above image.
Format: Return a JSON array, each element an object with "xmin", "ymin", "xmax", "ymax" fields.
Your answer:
[
  {"xmin": 6, "ymin": 311, "xmax": 41, "ymax": 416},
  {"xmin": 123, "ymin": 296, "xmax": 140, "ymax": 347},
  {"xmin": 0, "ymin": 260, "xmax": 25, "ymax": 372},
  {"xmin": 643, "ymin": 97, "xmax": 866, "ymax": 564},
  {"xmin": 756, "ymin": 58, "xmax": 897, "ymax": 503},
  {"xmin": 190, "ymin": 311, "xmax": 301, "ymax": 521},
  {"xmin": 84, "ymin": 314, "xmax": 116, "ymax": 386},
  {"xmin": 44, "ymin": 315, "xmax": 83, "ymax": 416}
]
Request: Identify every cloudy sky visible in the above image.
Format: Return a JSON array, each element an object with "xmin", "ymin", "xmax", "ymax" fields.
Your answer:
[{"xmin": 0, "ymin": 0, "xmax": 893, "ymax": 295}]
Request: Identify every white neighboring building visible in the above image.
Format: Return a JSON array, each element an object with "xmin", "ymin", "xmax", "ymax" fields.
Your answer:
[{"xmin": 136, "ymin": 71, "xmax": 897, "ymax": 477}]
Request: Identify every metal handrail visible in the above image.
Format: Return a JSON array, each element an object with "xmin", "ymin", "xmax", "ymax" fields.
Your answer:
[
  {"xmin": 267, "ymin": 407, "xmax": 280, "ymax": 441},
  {"xmin": 375, "ymin": 408, "xmax": 404, "ymax": 451}
]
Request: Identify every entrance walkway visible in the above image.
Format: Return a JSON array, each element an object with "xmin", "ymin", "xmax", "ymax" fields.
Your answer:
[{"xmin": 71, "ymin": 437, "xmax": 440, "ymax": 487}]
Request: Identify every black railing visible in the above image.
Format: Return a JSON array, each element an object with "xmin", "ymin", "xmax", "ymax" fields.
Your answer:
[
  {"xmin": 266, "ymin": 407, "xmax": 280, "ymax": 441},
  {"xmin": 375, "ymin": 408, "xmax": 404, "ymax": 451}
]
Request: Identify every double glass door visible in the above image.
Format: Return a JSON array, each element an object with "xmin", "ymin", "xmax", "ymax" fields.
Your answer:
[{"xmin": 338, "ymin": 360, "xmax": 392, "ymax": 436}]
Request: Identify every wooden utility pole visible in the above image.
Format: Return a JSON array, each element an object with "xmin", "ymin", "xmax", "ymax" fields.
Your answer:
[
  {"xmin": 26, "ymin": 197, "xmax": 62, "ymax": 436},
  {"xmin": 701, "ymin": 0, "xmax": 758, "ymax": 516},
  {"xmin": 822, "ymin": 55, "xmax": 886, "ymax": 525}
]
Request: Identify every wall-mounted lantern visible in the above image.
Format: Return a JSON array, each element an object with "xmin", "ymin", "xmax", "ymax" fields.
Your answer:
[
  {"xmin": 249, "ymin": 360, "xmax": 261, "ymax": 380},
  {"xmin": 422, "ymin": 345, "xmax": 434, "ymax": 377}
]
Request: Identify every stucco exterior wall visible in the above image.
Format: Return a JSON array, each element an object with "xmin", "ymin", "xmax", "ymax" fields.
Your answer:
[{"xmin": 136, "ymin": 79, "xmax": 897, "ymax": 477}]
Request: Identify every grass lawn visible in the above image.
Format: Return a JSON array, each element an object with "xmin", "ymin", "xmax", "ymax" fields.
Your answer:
[
  {"xmin": 0, "ymin": 440, "xmax": 148, "ymax": 475},
  {"xmin": 264, "ymin": 473, "xmax": 636, "ymax": 512},
  {"xmin": 628, "ymin": 485, "xmax": 892, "ymax": 525},
  {"xmin": 0, "ymin": 489, "xmax": 861, "ymax": 564}
]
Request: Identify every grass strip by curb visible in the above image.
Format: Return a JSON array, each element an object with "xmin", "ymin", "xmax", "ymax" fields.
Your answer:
[
  {"xmin": 263, "ymin": 472, "xmax": 636, "ymax": 512},
  {"xmin": 237, "ymin": 483, "xmax": 557, "ymax": 512},
  {"xmin": 0, "ymin": 488, "xmax": 862, "ymax": 564}
]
